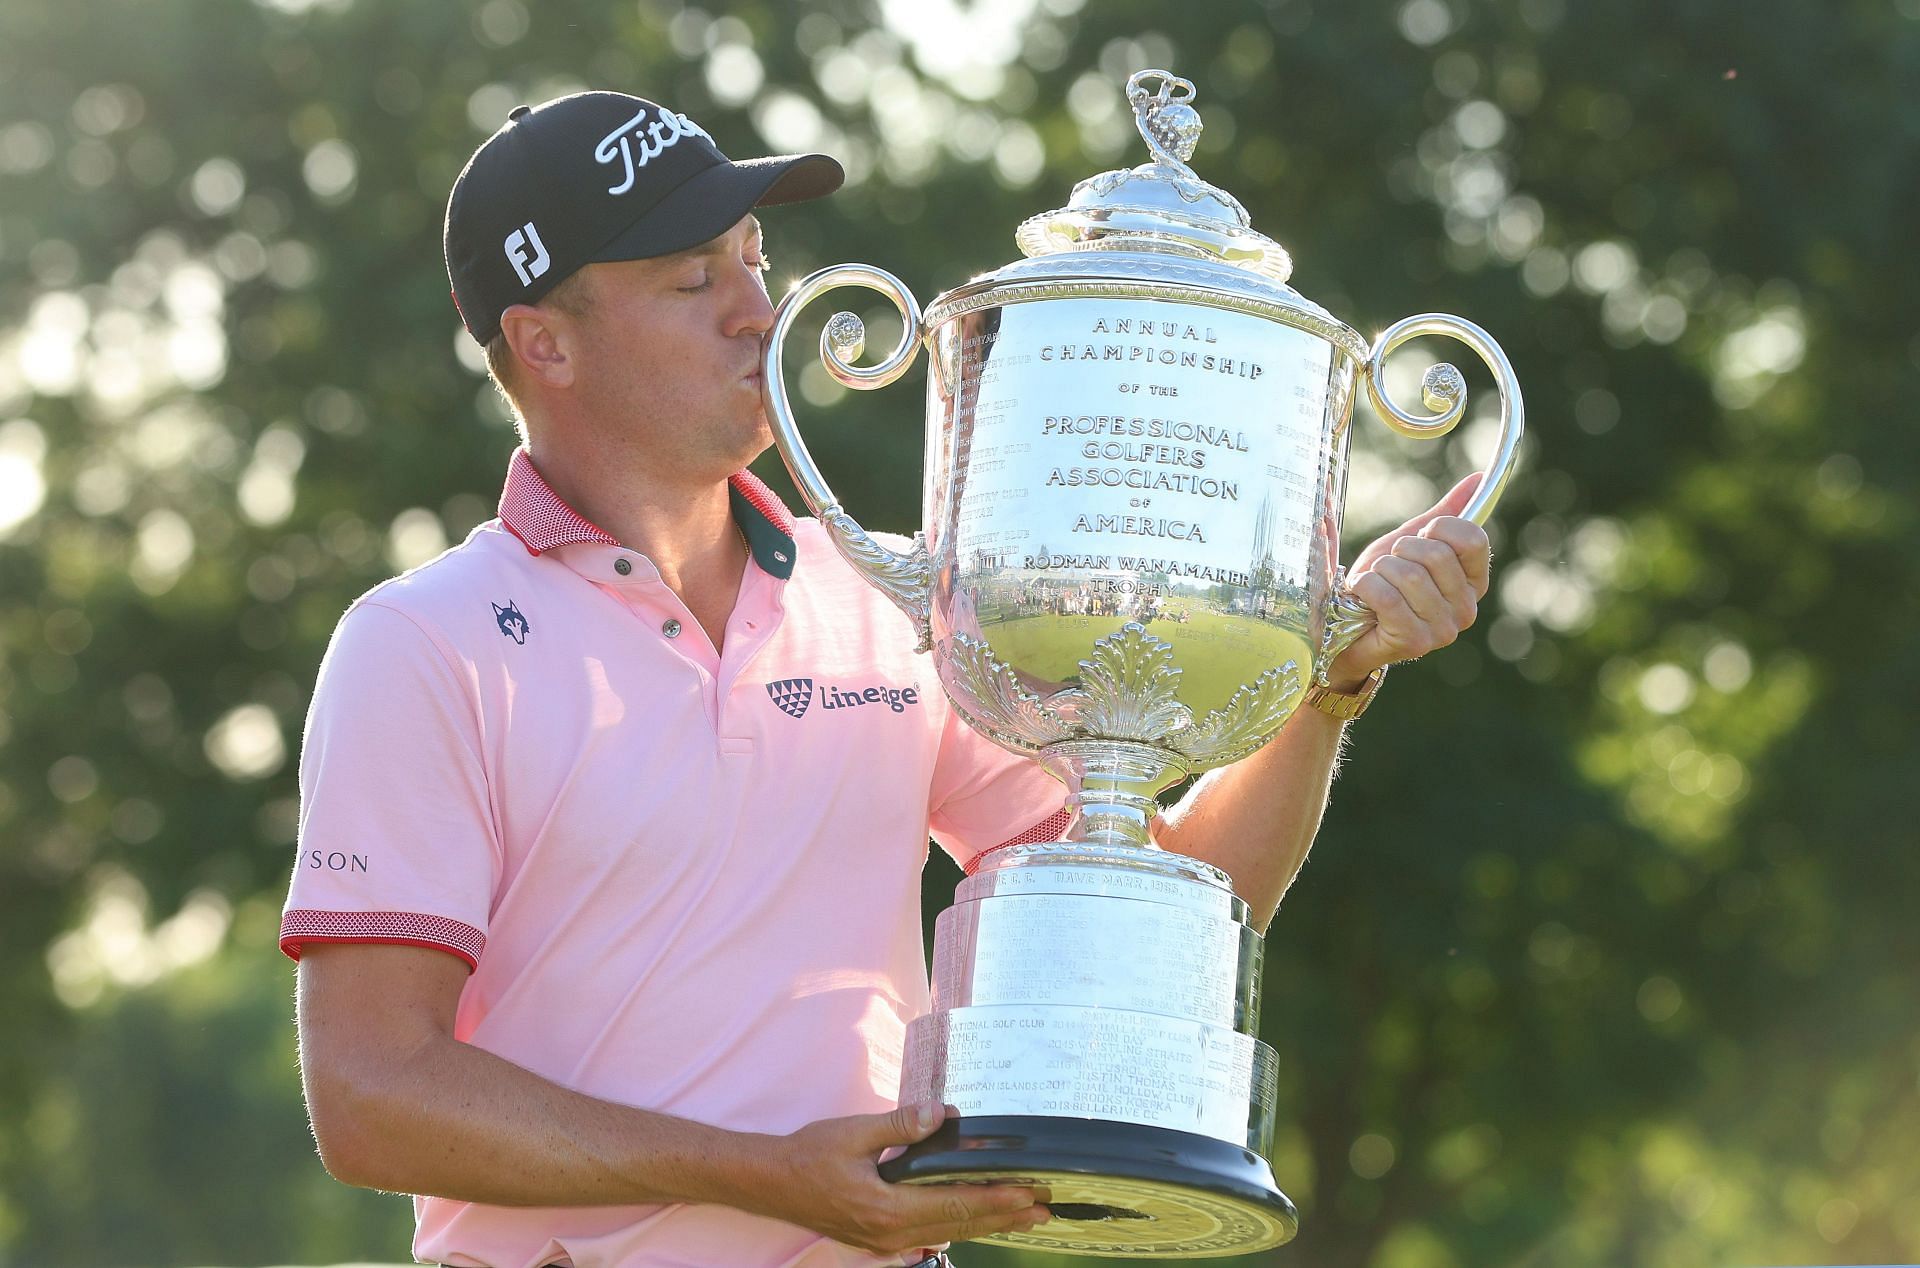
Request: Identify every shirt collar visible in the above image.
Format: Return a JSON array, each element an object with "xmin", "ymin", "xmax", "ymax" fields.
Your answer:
[{"xmin": 497, "ymin": 447, "xmax": 796, "ymax": 580}]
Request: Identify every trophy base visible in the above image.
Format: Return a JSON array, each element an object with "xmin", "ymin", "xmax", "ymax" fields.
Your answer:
[{"xmin": 877, "ymin": 1115, "xmax": 1298, "ymax": 1257}]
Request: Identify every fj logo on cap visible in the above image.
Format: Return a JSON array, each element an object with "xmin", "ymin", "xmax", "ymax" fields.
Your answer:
[
  {"xmin": 504, "ymin": 222, "xmax": 550, "ymax": 287},
  {"xmin": 595, "ymin": 107, "xmax": 714, "ymax": 195}
]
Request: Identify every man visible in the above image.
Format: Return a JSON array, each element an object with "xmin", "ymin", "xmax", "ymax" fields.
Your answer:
[{"xmin": 282, "ymin": 91, "xmax": 1490, "ymax": 1268}]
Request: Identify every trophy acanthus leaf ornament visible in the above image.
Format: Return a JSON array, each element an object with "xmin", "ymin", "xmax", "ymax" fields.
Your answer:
[
  {"xmin": 1174, "ymin": 662, "xmax": 1308, "ymax": 768},
  {"xmin": 943, "ymin": 633, "xmax": 1074, "ymax": 750},
  {"xmin": 1058, "ymin": 622, "xmax": 1194, "ymax": 743}
]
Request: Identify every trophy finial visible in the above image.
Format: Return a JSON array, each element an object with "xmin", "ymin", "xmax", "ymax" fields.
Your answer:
[
  {"xmin": 1012, "ymin": 67, "xmax": 1292, "ymax": 283},
  {"xmin": 1126, "ymin": 70, "xmax": 1203, "ymax": 170}
]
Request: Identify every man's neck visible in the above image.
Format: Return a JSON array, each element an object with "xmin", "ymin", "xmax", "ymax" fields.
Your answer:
[{"xmin": 525, "ymin": 439, "xmax": 749, "ymax": 649}]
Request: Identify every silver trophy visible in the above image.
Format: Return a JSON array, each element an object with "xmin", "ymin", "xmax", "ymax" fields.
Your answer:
[{"xmin": 762, "ymin": 69, "xmax": 1522, "ymax": 1257}]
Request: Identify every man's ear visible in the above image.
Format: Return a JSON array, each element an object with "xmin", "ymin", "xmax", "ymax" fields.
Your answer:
[{"xmin": 498, "ymin": 303, "xmax": 574, "ymax": 389}]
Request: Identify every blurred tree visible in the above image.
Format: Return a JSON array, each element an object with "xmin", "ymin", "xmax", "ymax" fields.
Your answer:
[
  {"xmin": 0, "ymin": 0, "xmax": 1914, "ymax": 1264},
  {"xmin": 2, "ymin": 900, "xmax": 414, "ymax": 1266}
]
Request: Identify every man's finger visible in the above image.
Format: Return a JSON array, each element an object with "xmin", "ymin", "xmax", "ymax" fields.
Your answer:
[
  {"xmin": 906, "ymin": 1182, "xmax": 1042, "ymax": 1220},
  {"xmin": 946, "ymin": 1202, "xmax": 1053, "ymax": 1244},
  {"xmin": 1369, "ymin": 555, "xmax": 1454, "ymax": 633},
  {"xmin": 1391, "ymin": 535, "xmax": 1479, "ymax": 627},
  {"xmin": 896, "ymin": 1189, "xmax": 1051, "ymax": 1247},
  {"xmin": 1350, "ymin": 473, "xmax": 1483, "ymax": 574},
  {"xmin": 1422, "ymin": 516, "xmax": 1492, "ymax": 595},
  {"xmin": 890, "ymin": 1183, "xmax": 1046, "ymax": 1244},
  {"xmin": 1347, "ymin": 567, "xmax": 1418, "ymax": 640}
]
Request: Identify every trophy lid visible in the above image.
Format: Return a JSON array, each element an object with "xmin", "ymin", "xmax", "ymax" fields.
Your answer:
[
  {"xmin": 1013, "ymin": 70, "xmax": 1295, "ymax": 284},
  {"xmin": 925, "ymin": 67, "xmax": 1361, "ymax": 355}
]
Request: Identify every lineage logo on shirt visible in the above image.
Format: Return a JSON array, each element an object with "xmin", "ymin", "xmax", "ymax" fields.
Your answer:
[{"xmin": 765, "ymin": 677, "xmax": 922, "ymax": 720}]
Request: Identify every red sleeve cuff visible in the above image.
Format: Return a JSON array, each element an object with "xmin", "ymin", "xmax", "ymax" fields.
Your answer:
[
  {"xmin": 279, "ymin": 909, "xmax": 486, "ymax": 973},
  {"xmin": 963, "ymin": 807, "xmax": 1074, "ymax": 876}
]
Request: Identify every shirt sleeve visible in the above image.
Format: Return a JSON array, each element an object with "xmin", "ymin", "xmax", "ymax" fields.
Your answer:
[
  {"xmin": 279, "ymin": 600, "xmax": 500, "ymax": 972},
  {"xmin": 926, "ymin": 699, "xmax": 1072, "ymax": 871}
]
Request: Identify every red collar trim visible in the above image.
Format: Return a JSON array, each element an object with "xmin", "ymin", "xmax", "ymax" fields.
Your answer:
[
  {"xmin": 497, "ymin": 449, "xmax": 619, "ymax": 554},
  {"xmin": 729, "ymin": 467, "xmax": 795, "ymax": 535},
  {"xmin": 497, "ymin": 447, "xmax": 796, "ymax": 556}
]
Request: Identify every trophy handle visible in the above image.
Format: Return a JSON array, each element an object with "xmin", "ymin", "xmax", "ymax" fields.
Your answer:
[
  {"xmin": 1323, "ymin": 313, "xmax": 1525, "ymax": 678},
  {"xmin": 761, "ymin": 264, "xmax": 934, "ymax": 652}
]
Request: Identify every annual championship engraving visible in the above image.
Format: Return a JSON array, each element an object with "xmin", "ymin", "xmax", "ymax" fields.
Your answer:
[
  {"xmin": 762, "ymin": 67, "xmax": 1524, "ymax": 1257},
  {"xmin": 955, "ymin": 300, "xmax": 1330, "ymax": 576}
]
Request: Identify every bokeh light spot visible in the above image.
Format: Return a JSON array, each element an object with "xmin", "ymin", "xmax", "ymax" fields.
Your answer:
[{"xmin": 203, "ymin": 703, "xmax": 286, "ymax": 781}]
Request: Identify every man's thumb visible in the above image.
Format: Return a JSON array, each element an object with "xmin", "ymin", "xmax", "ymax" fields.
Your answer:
[
  {"xmin": 1425, "ymin": 471, "xmax": 1484, "ymax": 522},
  {"xmin": 871, "ymin": 1100, "xmax": 944, "ymax": 1149}
]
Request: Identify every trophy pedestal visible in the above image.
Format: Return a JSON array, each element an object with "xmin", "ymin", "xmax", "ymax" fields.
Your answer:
[
  {"xmin": 880, "ymin": 1116, "xmax": 1297, "ymax": 1257},
  {"xmin": 890, "ymin": 842, "xmax": 1296, "ymax": 1257}
]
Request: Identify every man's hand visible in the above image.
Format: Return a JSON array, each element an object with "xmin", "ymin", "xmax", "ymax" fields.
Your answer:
[
  {"xmin": 1152, "ymin": 474, "xmax": 1494, "ymax": 926},
  {"xmin": 1328, "ymin": 473, "xmax": 1493, "ymax": 690},
  {"xmin": 759, "ymin": 1101, "xmax": 1050, "ymax": 1255}
]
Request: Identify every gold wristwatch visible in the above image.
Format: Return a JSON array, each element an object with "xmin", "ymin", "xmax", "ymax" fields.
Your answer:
[{"xmin": 1303, "ymin": 664, "xmax": 1388, "ymax": 721}]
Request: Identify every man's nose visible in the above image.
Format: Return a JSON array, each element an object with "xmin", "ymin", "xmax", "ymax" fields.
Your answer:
[{"xmin": 730, "ymin": 268, "xmax": 776, "ymax": 337}]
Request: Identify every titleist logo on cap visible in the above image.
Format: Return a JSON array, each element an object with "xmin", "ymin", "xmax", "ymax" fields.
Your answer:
[
  {"xmin": 594, "ymin": 107, "xmax": 715, "ymax": 196},
  {"xmin": 442, "ymin": 90, "xmax": 843, "ymax": 344}
]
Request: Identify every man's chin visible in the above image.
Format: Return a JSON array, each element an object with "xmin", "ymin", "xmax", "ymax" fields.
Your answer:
[{"xmin": 726, "ymin": 414, "xmax": 776, "ymax": 472}]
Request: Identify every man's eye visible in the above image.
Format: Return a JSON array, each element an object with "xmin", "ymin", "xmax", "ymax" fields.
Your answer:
[{"xmin": 677, "ymin": 272, "xmax": 712, "ymax": 293}]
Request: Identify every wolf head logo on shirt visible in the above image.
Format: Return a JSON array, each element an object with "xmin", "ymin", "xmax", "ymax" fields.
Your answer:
[{"xmin": 493, "ymin": 601, "xmax": 530, "ymax": 645}]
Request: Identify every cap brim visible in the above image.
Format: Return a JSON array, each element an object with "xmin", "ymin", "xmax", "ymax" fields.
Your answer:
[{"xmin": 590, "ymin": 153, "xmax": 844, "ymax": 264}]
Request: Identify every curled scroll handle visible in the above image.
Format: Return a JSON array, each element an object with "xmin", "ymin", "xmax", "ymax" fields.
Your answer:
[
  {"xmin": 1322, "ymin": 313, "xmax": 1525, "ymax": 680},
  {"xmin": 761, "ymin": 264, "xmax": 934, "ymax": 651}
]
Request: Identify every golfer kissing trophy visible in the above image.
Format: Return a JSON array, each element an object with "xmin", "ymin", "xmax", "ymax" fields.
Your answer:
[{"xmin": 763, "ymin": 69, "xmax": 1522, "ymax": 1257}]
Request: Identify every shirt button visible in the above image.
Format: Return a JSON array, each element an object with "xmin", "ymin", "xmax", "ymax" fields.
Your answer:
[
  {"xmin": 614, "ymin": 558, "xmax": 632, "ymax": 576},
  {"xmin": 661, "ymin": 618, "xmax": 682, "ymax": 638}
]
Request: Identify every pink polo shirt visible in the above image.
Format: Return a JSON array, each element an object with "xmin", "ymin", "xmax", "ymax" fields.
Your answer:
[{"xmin": 282, "ymin": 449, "xmax": 1068, "ymax": 1268}]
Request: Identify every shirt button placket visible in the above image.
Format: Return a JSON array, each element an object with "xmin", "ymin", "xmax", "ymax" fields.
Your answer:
[{"xmin": 661, "ymin": 618, "xmax": 682, "ymax": 638}]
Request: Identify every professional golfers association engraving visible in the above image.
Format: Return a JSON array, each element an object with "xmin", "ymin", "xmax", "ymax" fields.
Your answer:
[{"xmin": 764, "ymin": 69, "xmax": 1524, "ymax": 1256}]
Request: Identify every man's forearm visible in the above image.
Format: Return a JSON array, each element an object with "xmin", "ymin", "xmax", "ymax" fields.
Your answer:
[
  {"xmin": 1154, "ymin": 706, "xmax": 1347, "ymax": 931},
  {"xmin": 302, "ymin": 1022, "xmax": 772, "ymax": 1209},
  {"xmin": 295, "ymin": 944, "xmax": 1051, "ymax": 1252}
]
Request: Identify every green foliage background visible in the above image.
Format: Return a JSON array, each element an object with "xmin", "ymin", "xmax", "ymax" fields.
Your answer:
[{"xmin": 0, "ymin": 0, "xmax": 1915, "ymax": 1264}]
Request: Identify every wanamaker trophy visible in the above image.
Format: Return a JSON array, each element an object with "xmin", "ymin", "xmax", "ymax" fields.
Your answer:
[{"xmin": 761, "ymin": 69, "xmax": 1524, "ymax": 1256}]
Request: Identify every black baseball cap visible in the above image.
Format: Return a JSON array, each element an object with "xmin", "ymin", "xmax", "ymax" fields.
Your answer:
[{"xmin": 444, "ymin": 91, "xmax": 844, "ymax": 343}]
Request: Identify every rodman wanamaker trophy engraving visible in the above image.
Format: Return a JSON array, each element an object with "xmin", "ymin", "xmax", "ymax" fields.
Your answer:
[{"xmin": 762, "ymin": 69, "xmax": 1523, "ymax": 1257}]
